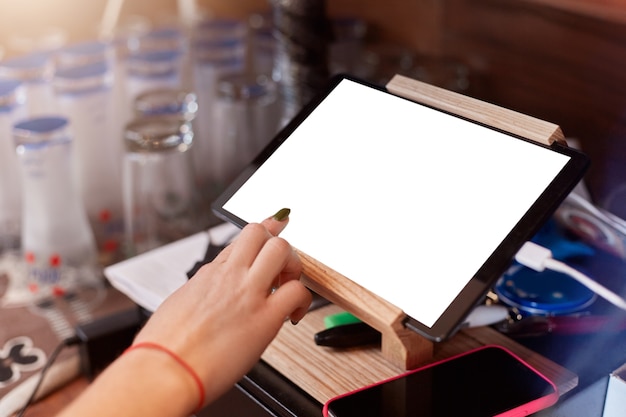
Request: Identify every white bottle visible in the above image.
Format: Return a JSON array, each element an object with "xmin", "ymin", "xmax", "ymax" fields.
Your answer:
[
  {"xmin": 0, "ymin": 51, "xmax": 56, "ymax": 118},
  {"xmin": 0, "ymin": 80, "xmax": 27, "ymax": 253},
  {"xmin": 14, "ymin": 116, "xmax": 98, "ymax": 297},
  {"xmin": 54, "ymin": 60, "xmax": 125, "ymax": 264}
]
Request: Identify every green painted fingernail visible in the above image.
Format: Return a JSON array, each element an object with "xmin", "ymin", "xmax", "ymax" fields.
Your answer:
[{"xmin": 272, "ymin": 208, "xmax": 290, "ymax": 221}]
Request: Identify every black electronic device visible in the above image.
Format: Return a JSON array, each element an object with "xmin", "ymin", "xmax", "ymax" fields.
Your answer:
[
  {"xmin": 323, "ymin": 345, "xmax": 559, "ymax": 417},
  {"xmin": 212, "ymin": 74, "xmax": 589, "ymax": 342}
]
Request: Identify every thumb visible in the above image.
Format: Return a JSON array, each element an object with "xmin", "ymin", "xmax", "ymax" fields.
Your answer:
[{"xmin": 271, "ymin": 279, "xmax": 313, "ymax": 325}]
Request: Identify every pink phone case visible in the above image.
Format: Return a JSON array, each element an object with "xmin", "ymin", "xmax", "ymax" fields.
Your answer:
[{"xmin": 323, "ymin": 344, "xmax": 559, "ymax": 417}]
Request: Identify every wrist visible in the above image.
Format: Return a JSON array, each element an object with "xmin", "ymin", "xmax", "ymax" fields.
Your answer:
[
  {"xmin": 124, "ymin": 342, "xmax": 205, "ymax": 412},
  {"xmin": 57, "ymin": 345, "xmax": 200, "ymax": 417},
  {"xmin": 122, "ymin": 343, "xmax": 203, "ymax": 414}
]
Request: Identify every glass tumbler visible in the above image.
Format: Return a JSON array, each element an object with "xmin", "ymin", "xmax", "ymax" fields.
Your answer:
[
  {"xmin": 123, "ymin": 116, "xmax": 199, "ymax": 256},
  {"xmin": 133, "ymin": 87, "xmax": 198, "ymax": 121}
]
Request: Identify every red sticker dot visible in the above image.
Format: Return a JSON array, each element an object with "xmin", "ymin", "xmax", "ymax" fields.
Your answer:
[
  {"xmin": 52, "ymin": 286, "xmax": 65, "ymax": 297},
  {"xmin": 25, "ymin": 252, "xmax": 35, "ymax": 264},
  {"xmin": 49, "ymin": 254, "xmax": 62, "ymax": 267},
  {"xmin": 103, "ymin": 239, "xmax": 119, "ymax": 253},
  {"xmin": 99, "ymin": 209, "xmax": 111, "ymax": 223}
]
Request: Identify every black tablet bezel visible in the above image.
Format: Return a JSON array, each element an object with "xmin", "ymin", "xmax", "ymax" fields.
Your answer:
[{"xmin": 212, "ymin": 74, "xmax": 590, "ymax": 342}]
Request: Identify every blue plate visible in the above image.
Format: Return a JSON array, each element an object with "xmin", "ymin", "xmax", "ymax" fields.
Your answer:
[{"xmin": 495, "ymin": 264, "xmax": 596, "ymax": 315}]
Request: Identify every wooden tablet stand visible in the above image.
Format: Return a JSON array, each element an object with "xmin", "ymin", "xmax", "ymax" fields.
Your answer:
[{"xmin": 298, "ymin": 74, "xmax": 568, "ymax": 370}]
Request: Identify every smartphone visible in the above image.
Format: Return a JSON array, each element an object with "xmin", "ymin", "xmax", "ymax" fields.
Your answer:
[{"xmin": 323, "ymin": 345, "xmax": 559, "ymax": 417}]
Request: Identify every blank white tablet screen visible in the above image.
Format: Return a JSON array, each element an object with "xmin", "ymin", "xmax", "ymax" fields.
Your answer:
[{"xmin": 222, "ymin": 78, "xmax": 570, "ymax": 328}]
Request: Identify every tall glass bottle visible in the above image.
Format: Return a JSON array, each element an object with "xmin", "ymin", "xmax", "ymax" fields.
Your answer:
[
  {"xmin": 212, "ymin": 73, "xmax": 279, "ymax": 187},
  {"xmin": 124, "ymin": 26, "xmax": 187, "ymax": 123},
  {"xmin": 0, "ymin": 51, "xmax": 56, "ymax": 118},
  {"xmin": 14, "ymin": 116, "xmax": 99, "ymax": 298},
  {"xmin": 190, "ymin": 18, "xmax": 246, "ymax": 200},
  {"xmin": 54, "ymin": 40, "xmax": 115, "ymax": 70},
  {"xmin": 54, "ymin": 61, "xmax": 125, "ymax": 265},
  {"xmin": 0, "ymin": 80, "xmax": 27, "ymax": 253}
]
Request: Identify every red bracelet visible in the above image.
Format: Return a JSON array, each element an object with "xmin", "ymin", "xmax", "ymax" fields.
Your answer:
[{"xmin": 124, "ymin": 342, "xmax": 205, "ymax": 412}]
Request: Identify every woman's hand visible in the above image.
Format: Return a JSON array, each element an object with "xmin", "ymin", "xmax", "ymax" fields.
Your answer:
[
  {"xmin": 57, "ymin": 209, "xmax": 312, "ymax": 417},
  {"xmin": 133, "ymin": 208, "xmax": 312, "ymax": 408}
]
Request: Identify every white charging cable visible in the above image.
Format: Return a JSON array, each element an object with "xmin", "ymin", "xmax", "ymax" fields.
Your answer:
[{"xmin": 515, "ymin": 241, "xmax": 626, "ymax": 311}]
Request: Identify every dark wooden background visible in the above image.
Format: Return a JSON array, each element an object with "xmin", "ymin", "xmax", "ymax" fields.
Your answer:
[{"xmin": 441, "ymin": 0, "xmax": 626, "ymax": 206}]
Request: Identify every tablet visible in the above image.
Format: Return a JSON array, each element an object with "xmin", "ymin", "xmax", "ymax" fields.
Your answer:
[{"xmin": 212, "ymin": 74, "xmax": 589, "ymax": 342}]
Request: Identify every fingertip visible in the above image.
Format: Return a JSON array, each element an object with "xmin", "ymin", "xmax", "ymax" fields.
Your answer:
[
  {"xmin": 271, "ymin": 208, "xmax": 290, "ymax": 222},
  {"xmin": 289, "ymin": 287, "xmax": 313, "ymax": 325},
  {"xmin": 271, "ymin": 281, "xmax": 312, "ymax": 325},
  {"xmin": 262, "ymin": 208, "xmax": 291, "ymax": 236},
  {"xmin": 289, "ymin": 306, "xmax": 309, "ymax": 325}
]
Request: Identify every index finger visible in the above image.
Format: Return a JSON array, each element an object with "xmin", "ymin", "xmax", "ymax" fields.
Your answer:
[
  {"xmin": 214, "ymin": 208, "xmax": 292, "ymax": 262},
  {"xmin": 261, "ymin": 208, "xmax": 291, "ymax": 236}
]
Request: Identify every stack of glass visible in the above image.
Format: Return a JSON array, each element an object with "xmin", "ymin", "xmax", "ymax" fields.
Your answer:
[{"xmin": 124, "ymin": 87, "xmax": 201, "ymax": 254}]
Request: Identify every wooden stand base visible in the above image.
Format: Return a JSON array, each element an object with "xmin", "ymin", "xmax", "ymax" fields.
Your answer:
[
  {"xmin": 261, "ymin": 303, "xmax": 578, "ymax": 405},
  {"xmin": 298, "ymin": 250, "xmax": 433, "ymax": 370}
]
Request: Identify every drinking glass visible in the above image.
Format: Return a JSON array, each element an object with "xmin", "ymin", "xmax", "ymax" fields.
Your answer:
[{"xmin": 122, "ymin": 116, "xmax": 200, "ymax": 256}]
